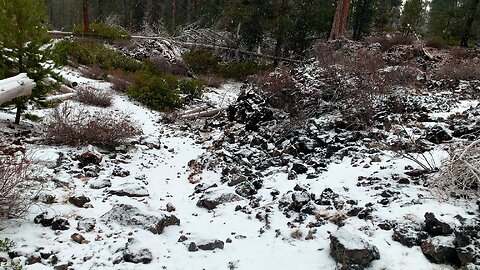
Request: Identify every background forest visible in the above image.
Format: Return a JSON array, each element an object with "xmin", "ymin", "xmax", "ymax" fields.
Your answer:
[{"xmin": 45, "ymin": 0, "xmax": 480, "ymax": 53}]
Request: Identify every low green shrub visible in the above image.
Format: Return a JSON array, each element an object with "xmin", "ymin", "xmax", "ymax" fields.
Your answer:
[
  {"xmin": 51, "ymin": 40, "xmax": 141, "ymax": 72},
  {"xmin": 218, "ymin": 60, "xmax": 271, "ymax": 80},
  {"xmin": 183, "ymin": 50, "xmax": 220, "ymax": 74},
  {"xmin": 126, "ymin": 73, "xmax": 204, "ymax": 110},
  {"xmin": 73, "ymin": 23, "xmax": 130, "ymax": 40}
]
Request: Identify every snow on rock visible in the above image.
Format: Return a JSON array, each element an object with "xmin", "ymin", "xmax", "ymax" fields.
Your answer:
[
  {"xmin": 107, "ymin": 183, "xmax": 149, "ymax": 197},
  {"xmin": 100, "ymin": 204, "xmax": 180, "ymax": 234},
  {"xmin": 329, "ymin": 227, "xmax": 380, "ymax": 269}
]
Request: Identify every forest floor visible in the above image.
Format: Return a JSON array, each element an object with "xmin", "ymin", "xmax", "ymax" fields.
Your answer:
[{"xmin": 0, "ymin": 41, "xmax": 479, "ymax": 270}]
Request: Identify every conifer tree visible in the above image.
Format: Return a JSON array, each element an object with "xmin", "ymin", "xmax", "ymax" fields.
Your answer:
[
  {"xmin": 0, "ymin": 0, "xmax": 54, "ymax": 124},
  {"xmin": 400, "ymin": 0, "xmax": 426, "ymax": 34}
]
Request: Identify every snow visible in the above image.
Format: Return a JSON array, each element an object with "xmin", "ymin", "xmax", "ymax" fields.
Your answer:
[{"xmin": 0, "ymin": 68, "xmax": 478, "ymax": 270}]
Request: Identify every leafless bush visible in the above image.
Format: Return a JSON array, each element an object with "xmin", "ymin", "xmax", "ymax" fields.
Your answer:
[
  {"xmin": 150, "ymin": 56, "xmax": 189, "ymax": 76},
  {"xmin": 367, "ymin": 35, "xmax": 415, "ymax": 52},
  {"xmin": 76, "ymin": 86, "xmax": 113, "ymax": 107},
  {"xmin": 436, "ymin": 58, "xmax": 480, "ymax": 83},
  {"xmin": 435, "ymin": 140, "xmax": 480, "ymax": 199},
  {"xmin": 197, "ymin": 74, "xmax": 225, "ymax": 88},
  {"xmin": 108, "ymin": 70, "xmax": 134, "ymax": 92},
  {"xmin": 44, "ymin": 103, "xmax": 141, "ymax": 150},
  {"xmin": 256, "ymin": 67, "xmax": 301, "ymax": 116},
  {"xmin": 450, "ymin": 47, "xmax": 476, "ymax": 60},
  {"xmin": 382, "ymin": 65, "xmax": 420, "ymax": 88},
  {"xmin": 0, "ymin": 154, "xmax": 39, "ymax": 220},
  {"xmin": 425, "ymin": 37, "xmax": 449, "ymax": 49},
  {"xmin": 80, "ymin": 64, "xmax": 107, "ymax": 80}
]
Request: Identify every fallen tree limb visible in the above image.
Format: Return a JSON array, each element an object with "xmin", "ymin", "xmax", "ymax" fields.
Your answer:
[
  {"xmin": 0, "ymin": 74, "xmax": 35, "ymax": 105},
  {"xmin": 47, "ymin": 31, "xmax": 301, "ymax": 63},
  {"xmin": 181, "ymin": 108, "xmax": 225, "ymax": 119}
]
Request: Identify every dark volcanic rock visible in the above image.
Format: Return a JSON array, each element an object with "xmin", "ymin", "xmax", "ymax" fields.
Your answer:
[
  {"xmin": 292, "ymin": 163, "xmax": 308, "ymax": 174},
  {"xmin": 330, "ymin": 228, "xmax": 380, "ymax": 269},
  {"xmin": 196, "ymin": 193, "xmax": 242, "ymax": 210},
  {"xmin": 51, "ymin": 217, "xmax": 70, "ymax": 230},
  {"xmin": 123, "ymin": 238, "xmax": 153, "ymax": 264},
  {"xmin": 188, "ymin": 242, "xmax": 199, "ymax": 252},
  {"xmin": 425, "ymin": 125, "xmax": 452, "ymax": 144},
  {"xmin": 392, "ymin": 224, "xmax": 428, "ymax": 247},
  {"xmin": 101, "ymin": 204, "xmax": 180, "ymax": 234},
  {"xmin": 69, "ymin": 195, "xmax": 91, "ymax": 208},
  {"xmin": 34, "ymin": 212, "xmax": 55, "ymax": 227},
  {"xmin": 78, "ymin": 146, "xmax": 103, "ymax": 167},
  {"xmin": 424, "ymin": 212, "xmax": 454, "ymax": 236},
  {"xmin": 421, "ymin": 237, "xmax": 461, "ymax": 266},
  {"xmin": 197, "ymin": 240, "xmax": 225, "ymax": 251},
  {"xmin": 315, "ymin": 188, "xmax": 339, "ymax": 206}
]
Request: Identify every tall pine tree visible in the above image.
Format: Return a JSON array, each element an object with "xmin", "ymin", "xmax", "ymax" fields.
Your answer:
[{"xmin": 0, "ymin": 0, "xmax": 54, "ymax": 124}]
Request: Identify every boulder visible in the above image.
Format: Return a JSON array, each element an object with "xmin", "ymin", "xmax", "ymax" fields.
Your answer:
[
  {"xmin": 107, "ymin": 183, "xmax": 149, "ymax": 197},
  {"xmin": 421, "ymin": 237, "xmax": 461, "ymax": 266},
  {"xmin": 392, "ymin": 224, "xmax": 428, "ymax": 247},
  {"xmin": 69, "ymin": 195, "xmax": 91, "ymax": 208},
  {"xmin": 100, "ymin": 204, "xmax": 180, "ymax": 234},
  {"xmin": 196, "ymin": 193, "xmax": 242, "ymax": 210},
  {"xmin": 197, "ymin": 240, "xmax": 225, "ymax": 251},
  {"xmin": 78, "ymin": 145, "xmax": 102, "ymax": 167},
  {"xmin": 424, "ymin": 212, "xmax": 454, "ymax": 237},
  {"xmin": 89, "ymin": 178, "xmax": 112, "ymax": 189},
  {"xmin": 51, "ymin": 217, "xmax": 70, "ymax": 230},
  {"xmin": 123, "ymin": 238, "xmax": 153, "ymax": 264},
  {"xmin": 330, "ymin": 228, "xmax": 380, "ymax": 269},
  {"xmin": 77, "ymin": 217, "xmax": 96, "ymax": 232}
]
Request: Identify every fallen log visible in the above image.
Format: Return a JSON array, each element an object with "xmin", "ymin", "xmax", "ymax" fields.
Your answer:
[
  {"xmin": 181, "ymin": 108, "xmax": 225, "ymax": 119},
  {"xmin": 0, "ymin": 73, "xmax": 35, "ymax": 105}
]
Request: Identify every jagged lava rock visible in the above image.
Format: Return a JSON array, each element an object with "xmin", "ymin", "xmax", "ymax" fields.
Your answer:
[
  {"xmin": 100, "ymin": 204, "xmax": 179, "ymax": 234},
  {"xmin": 330, "ymin": 227, "xmax": 380, "ymax": 269}
]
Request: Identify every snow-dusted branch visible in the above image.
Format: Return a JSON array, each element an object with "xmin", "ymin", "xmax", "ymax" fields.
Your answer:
[{"xmin": 0, "ymin": 73, "xmax": 35, "ymax": 105}]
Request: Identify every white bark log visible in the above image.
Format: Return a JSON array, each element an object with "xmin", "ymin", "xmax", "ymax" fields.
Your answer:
[{"xmin": 0, "ymin": 73, "xmax": 35, "ymax": 105}]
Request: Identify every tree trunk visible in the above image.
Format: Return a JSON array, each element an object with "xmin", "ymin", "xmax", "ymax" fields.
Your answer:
[
  {"xmin": 83, "ymin": 0, "xmax": 89, "ymax": 33},
  {"xmin": 329, "ymin": 0, "xmax": 352, "ymax": 40},
  {"xmin": 460, "ymin": 0, "xmax": 480, "ymax": 47},
  {"xmin": 172, "ymin": 0, "xmax": 177, "ymax": 33}
]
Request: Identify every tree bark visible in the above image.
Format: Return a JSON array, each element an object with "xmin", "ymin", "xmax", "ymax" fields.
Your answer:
[
  {"xmin": 83, "ymin": 0, "xmax": 89, "ymax": 33},
  {"xmin": 172, "ymin": 0, "xmax": 177, "ymax": 33},
  {"xmin": 460, "ymin": 0, "xmax": 480, "ymax": 47},
  {"xmin": 329, "ymin": 0, "xmax": 352, "ymax": 40}
]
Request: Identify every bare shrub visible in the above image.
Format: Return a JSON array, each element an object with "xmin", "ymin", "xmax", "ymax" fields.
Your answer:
[
  {"xmin": 150, "ymin": 56, "xmax": 189, "ymax": 76},
  {"xmin": 435, "ymin": 140, "xmax": 480, "ymax": 199},
  {"xmin": 0, "ymin": 154, "xmax": 39, "ymax": 220},
  {"xmin": 450, "ymin": 47, "xmax": 476, "ymax": 60},
  {"xmin": 76, "ymin": 86, "xmax": 113, "ymax": 107},
  {"xmin": 367, "ymin": 35, "xmax": 415, "ymax": 52},
  {"xmin": 80, "ymin": 64, "xmax": 107, "ymax": 80},
  {"xmin": 425, "ymin": 37, "xmax": 449, "ymax": 49},
  {"xmin": 197, "ymin": 74, "xmax": 225, "ymax": 88},
  {"xmin": 255, "ymin": 67, "xmax": 301, "ymax": 116},
  {"xmin": 382, "ymin": 65, "xmax": 420, "ymax": 88},
  {"xmin": 436, "ymin": 58, "xmax": 480, "ymax": 83},
  {"xmin": 44, "ymin": 103, "xmax": 141, "ymax": 150},
  {"xmin": 108, "ymin": 70, "xmax": 135, "ymax": 92}
]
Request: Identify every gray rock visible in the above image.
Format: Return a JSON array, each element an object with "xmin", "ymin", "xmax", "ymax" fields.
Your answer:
[
  {"xmin": 330, "ymin": 228, "xmax": 380, "ymax": 269},
  {"xmin": 107, "ymin": 183, "xmax": 149, "ymax": 197},
  {"xmin": 188, "ymin": 242, "xmax": 199, "ymax": 252},
  {"xmin": 89, "ymin": 178, "xmax": 112, "ymax": 189},
  {"xmin": 77, "ymin": 217, "xmax": 96, "ymax": 232},
  {"xmin": 123, "ymin": 238, "xmax": 153, "ymax": 264},
  {"xmin": 197, "ymin": 193, "xmax": 242, "ymax": 210},
  {"xmin": 100, "ymin": 204, "xmax": 180, "ymax": 234},
  {"xmin": 112, "ymin": 167, "xmax": 130, "ymax": 177}
]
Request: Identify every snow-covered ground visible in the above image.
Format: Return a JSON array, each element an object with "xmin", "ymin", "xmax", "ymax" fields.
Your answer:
[{"xmin": 0, "ymin": 70, "xmax": 478, "ymax": 270}]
